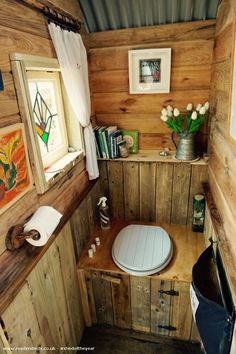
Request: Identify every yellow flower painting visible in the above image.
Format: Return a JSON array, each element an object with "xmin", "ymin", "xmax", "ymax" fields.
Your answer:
[{"xmin": 0, "ymin": 123, "xmax": 32, "ymax": 214}]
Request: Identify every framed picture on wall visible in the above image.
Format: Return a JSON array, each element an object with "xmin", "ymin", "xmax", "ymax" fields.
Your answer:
[
  {"xmin": 229, "ymin": 9, "xmax": 236, "ymax": 143},
  {"xmin": 0, "ymin": 123, "xmax": 33, "ymax": 215},
  {"xmin": 128, "ymin": 48, "xmax": 171, "ymax": 94}
]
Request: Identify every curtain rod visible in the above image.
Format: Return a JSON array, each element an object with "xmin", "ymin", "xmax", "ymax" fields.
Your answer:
[{"xmin": 16, "ymin": 0, "xmax": 82, "ymax": 33}]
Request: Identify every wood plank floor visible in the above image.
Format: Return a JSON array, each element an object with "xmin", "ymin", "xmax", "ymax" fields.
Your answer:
[{"xmin": 79, "ymin": 326, "xmax": 202, "ymax": 354}]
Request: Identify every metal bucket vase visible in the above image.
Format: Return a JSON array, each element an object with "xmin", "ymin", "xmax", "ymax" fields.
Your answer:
[{"xmin": 175, "ymin": 133, "xmax": 197, "ymax": 161}]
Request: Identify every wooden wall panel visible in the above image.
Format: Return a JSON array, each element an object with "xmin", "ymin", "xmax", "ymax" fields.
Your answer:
[
  {"xmin": 209, "ymin": 0, "xmax": 236, "ymax": 270},
  {"xmin": 124, "ymin": 162, "xmax": 140, "ymax": 220},
  {"xmin": 130, "ymin": 276, "xmax": 151, "ymax": 332},
  {"xmin": 89, "ymin": 20, "xmax": 215, "ymax": 48},
  {"xmin": 171, "ymin": 164, "xmax": 191, "ymax": 224},
  {"xmin": 0, "ymin": 0, "xmax": 88, "ymax": 256},
  {"xmin": 140, "ymin": 162, "xmax": 156, "ymax": 222},
  {"xmin": 107, "ymin": 161, "xmax": 124, "ymax": 219},
  {"xmin": 111, "ymin": 273, "xmax": 132, "ymax": 329},
  {"xmin": 156, "ymin": 163, "xmax": 173, "ymax": 223},
  {"xmin": 90, "ymin": 21, "xmax": 214, "ymax": 151},
  {"xmin": 151, "ymin": 279, "xmax": 172, "ymax": 336},
  {"xmin": 2, "ymin": 223, "xmax": 84, "ymax": 349}
]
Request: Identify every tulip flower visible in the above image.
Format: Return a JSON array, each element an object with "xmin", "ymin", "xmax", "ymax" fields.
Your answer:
[
  {"xmin": 173, "ymin": 108, "xmax": 180, "ymax": 117},
  {"xmin": 204, "ymin": 101, "xmax": 210, "ymax": 111},
  {"xmin": 166, "ymin": 105, "xmax": 173, "ymax": 112},
  {"xmin": 196, "ymin": 104, "xmax": 202, "ymax": 111},
  {"xmin": 186, "ymin": 103, "xmax": 193, "ymax": 111},
  {"xmin": 161, "ymin": 108, "xmax": 168, "ymax": 116},
  {"xmin": 161, "ymin": 115, "xmax": 168, "ymax": 122},
  {"xmin": 199, "ymin": 106, "xmax": 206, "ymax": 115},
  {"xmin": 191, "ymin": 111, "xmax": 198, "ymax": 120}
]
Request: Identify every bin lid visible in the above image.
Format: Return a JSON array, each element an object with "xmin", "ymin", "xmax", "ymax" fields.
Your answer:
[{"xmin": 112, "ymin": 224, "xmax": 173, "ymax": 276}]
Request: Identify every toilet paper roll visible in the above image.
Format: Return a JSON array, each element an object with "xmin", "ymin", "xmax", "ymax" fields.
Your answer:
[{"xmin": 24, "ymin": 206, "xmax": 63, "ymax": 246}]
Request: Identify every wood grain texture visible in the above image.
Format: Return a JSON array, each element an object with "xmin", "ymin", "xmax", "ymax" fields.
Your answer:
[
  {"xmin": 93, "ymin": 91, "xmax": 210, "ymax": 115},
  {"xmin": 123, "ymin": 162, "xmax": 140, "ymax": 221},
  {"xmin": 98, "ymin": 160, "xmax": 109, "ymax": 198},
  {"xmin": 170, "ymin": 281, "xmax": 192, "ymax": 340},
  {"xmin": 77, "ymin": 269, "xmax": 92, "ymax": 327},
  {"xmin": 171, "ymin": 164, "xmax": 191, "ymax": 224},
  {"xmin": 130, "ymin": 276, "xmax": 151, "ymax": 332},
  {"xmin": 0, "ymin": 114, "xmax": 21, "ymax": 129},
  {"xmin": 89, "ymin": 41, "xmax": 213, "ymax": 72},
  {"xmin": 156, "ymin": 163, "xmax": 173, "ymax": 223},
  {"xmin": 140, "ymin": 162, "xmax": 156, "ymax": 222},
  {"xmin": 89, "ymin": 20, "xmax": 216, "ymax": 48},
  {"xmin": 208, "ymin": 1, "xmax": 236, "ymax": 326},
  {"xmin": 110, "ymin": 273, "xmax": 132, "ymax": 329},
  {"xmin": 91, "ymin": 271, "xmax": 114, "ymax": 325},
  {"xmin": 0, "ymin": 73, "xmax": 18, "ymax": 118},
  {"xmin": 107, "ymin": 161, "xmax": 124, "ymax": 219},
  {"xmin": 91, "ymin": 66, "xmax": 212, "ymax": 93},
  {"xmin": 55, "ymin": 222, "xmax": 84, "ymax": 345},
  {"xmin": 151, "ymin": 279, "xmax": 172, "ymax": 336},
  {"xmin": 1, "ymin": 281, "xmax": 46, "ymax": 350}
]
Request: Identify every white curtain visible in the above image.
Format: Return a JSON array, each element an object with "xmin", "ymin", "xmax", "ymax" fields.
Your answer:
[{"xmin": 48, "ymin": 23, "xmax": 99, "ymax": 180}]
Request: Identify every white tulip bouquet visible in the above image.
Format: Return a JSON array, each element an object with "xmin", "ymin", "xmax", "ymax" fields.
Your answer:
[{"xmin": 160, "ymin": 102, "xmax": 209, "ymax": 134}]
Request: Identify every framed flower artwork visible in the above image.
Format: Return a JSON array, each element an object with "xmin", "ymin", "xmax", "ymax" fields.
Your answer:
[
  {"xmin": 0, "ymin": 123, "xmax": 33, "ymax": 215},
  {"xmin": 128, "ymin": 48, "xmax": 171, "ymax": 94}
]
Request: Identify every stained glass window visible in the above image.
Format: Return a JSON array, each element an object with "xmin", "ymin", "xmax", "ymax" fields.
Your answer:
[{"xmin": 27, "ymin": 71, "xmax": 68, "ymax": 168}]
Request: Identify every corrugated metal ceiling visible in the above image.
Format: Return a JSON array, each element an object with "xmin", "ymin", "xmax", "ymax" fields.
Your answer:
[{"xmin": 79, "ymin": 0, "xmax": 221, "ymax": 33}]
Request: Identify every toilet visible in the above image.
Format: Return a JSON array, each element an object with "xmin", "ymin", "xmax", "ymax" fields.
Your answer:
[{"xmin": 112, "ymin": 224, "xmax": 173, "ymax": 276}]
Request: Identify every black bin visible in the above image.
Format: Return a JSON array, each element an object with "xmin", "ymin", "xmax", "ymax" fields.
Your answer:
[{"xmin": 191, "ymin": 245, "xmax": 235, "ymax": 354}]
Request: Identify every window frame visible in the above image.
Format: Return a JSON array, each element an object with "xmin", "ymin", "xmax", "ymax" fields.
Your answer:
[{"xmin": 11, "ymin": 53, "xmax": 84, "ymax": 194}]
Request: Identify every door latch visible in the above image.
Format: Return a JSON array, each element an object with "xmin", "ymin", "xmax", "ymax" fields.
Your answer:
[
  {"xmin": 158, "ymin": 289, "xmax": 179, "ymax": 296},
  {"xmin": 157, "ymin": 325, "xmax": 177, "ymax": 331}
]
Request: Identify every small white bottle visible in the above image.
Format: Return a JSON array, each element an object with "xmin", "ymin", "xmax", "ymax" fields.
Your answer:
[{"xmin": 97, "ymin": 197, "xmax": 110, "ymax": 230}]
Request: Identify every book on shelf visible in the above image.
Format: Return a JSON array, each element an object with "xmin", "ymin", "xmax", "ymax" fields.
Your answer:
[
  {"xmin": 122, "ymin": 130, "xmax": 139, "ymax": 153},
  {"xmin": 94, "ymin": 125, "xmax": 127, "ymax": 159}
]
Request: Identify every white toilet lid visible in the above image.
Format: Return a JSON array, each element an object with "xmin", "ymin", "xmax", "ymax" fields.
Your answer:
[{"xmin": 112, "ymin": 225, "xmax": 173, "ymax": 276}]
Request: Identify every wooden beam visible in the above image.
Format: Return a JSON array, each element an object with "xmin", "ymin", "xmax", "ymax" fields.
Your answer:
[{"xmin": 89, "ymin": 20, "xmax": 216, "ymax": 48}]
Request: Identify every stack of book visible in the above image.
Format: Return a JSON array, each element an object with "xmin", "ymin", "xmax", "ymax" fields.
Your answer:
[{"xmin": 93, "ymin": 126, "xmax": 125, "ymax": 159}]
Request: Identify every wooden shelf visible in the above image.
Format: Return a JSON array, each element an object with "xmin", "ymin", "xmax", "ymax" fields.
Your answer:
[
  {"xmin": 98, "ymin": 150, "xmax": 207, "ymax": 165},
  {"xmin": 78, "ymin": 220, "xmax": 206, "ymax": 282}
]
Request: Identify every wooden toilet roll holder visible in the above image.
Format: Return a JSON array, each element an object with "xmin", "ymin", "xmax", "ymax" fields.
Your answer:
[{"xmin": 5, "ymin": 224, "xmax": 41, "ymax": 251}]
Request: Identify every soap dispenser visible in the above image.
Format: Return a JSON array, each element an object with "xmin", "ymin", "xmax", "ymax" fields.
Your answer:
[{"xmin": 97, "ymin": 197, "xmax": 110, "ymax": 230}]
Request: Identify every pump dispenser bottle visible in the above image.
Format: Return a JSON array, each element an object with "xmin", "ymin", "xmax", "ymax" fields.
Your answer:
[{"xmin": 97, "ymin": 197, "xmax": 110, "ymax": 230}]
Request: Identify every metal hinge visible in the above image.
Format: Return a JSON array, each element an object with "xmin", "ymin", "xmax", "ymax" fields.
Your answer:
[
  {"xmin": 158, "ymin": 289, "xmax": 179, "ymax": 296},
  {"xmin": 157, "ymin": 325, "xmax": 177, "ymax": 331}
]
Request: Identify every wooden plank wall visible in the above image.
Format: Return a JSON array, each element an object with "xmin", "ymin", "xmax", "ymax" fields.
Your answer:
[
  {"xmin": 1, "ymin": 222, "xmax": 84, "ymax": 350},
  {"xmin": 99, "ymin": 160, "xmax": 208, "ymax": 225},
  {"xmin": 89, "ymin": 20, "xmax": 215, "ymax": 152},
  {"xmin": 208, "ymin": 0, "xmax": 236, "ymax": 262},
  {"xmin": 0, "ymin": 0, "xmax": 90, "ymax": 255}
]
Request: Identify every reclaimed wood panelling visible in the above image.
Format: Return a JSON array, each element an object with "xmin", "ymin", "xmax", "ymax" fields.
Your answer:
[
  {"xmin": 98, "ymin": 160, "xmax": 109, "ymax": 198},
  {"xmin": 1, "ymin": 282, "xmax": 47, "ymax": 350},
  {"xmin": 156, "ymin": 163, "xmax": 173, "ymax": 223},
  {"xmin": 107, "ymin": 161, "xmax": 124, "ymax": 219},
  {"xmin": 123, "ymin": 162, "xmax": 140, "ymax": 221},
  {"xmin": 0, "ymin": 73, "xmax": 18, "ymax": 118},
  {"xmin": 140, "ymin": 162, "xmax": 156, "ymax": 222},
  {"xmin": 99, "ymin": 160, "xmax": 207, "ymax": 225},
  {"xmin": 91, "ymin": 271, "xmax": 114, "ymax": 325},
  {"xmin": 209, "ymin": 0, "xmax": 236, "ymax": 287},
  {"xmin": 130, "ymin": 276, "xmax": 151, "ymax": 332},
  {"xmin": 90, "ymin": 21, "xmax": 214, "ymax": 151},
  {"xmin": 151, "ymin": 279, "xmax": 172, "ymax": 336},
  {"xmin": 170, "ymin": 281, "xmax": 192, "ymax": 340},
  {"xmin": 110, "ymin": 273, "xmax": 132, "ymax": 329},
  {"xmin": 89, "ymin": 20, "xmax": 216, "ymax": 48},
  {"xmin": 2, "ymin": 223, "xmax": 84, "ymax": 349},
  {"xmin": 171, "ymin": 164, "xmax": 191, "ymax": 224}
]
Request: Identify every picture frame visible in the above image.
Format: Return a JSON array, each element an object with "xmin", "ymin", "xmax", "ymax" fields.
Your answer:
[
  {"xmin": 229, "ymin": 9, "xmax": 236, "ymax": 144},
  {"xmin": 128, "ymin": 48, "xmax": 171, "ymax": 94},
  {"xmin": 0, "ymin": 123, "xmax": 33, "ymax": 215}
]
